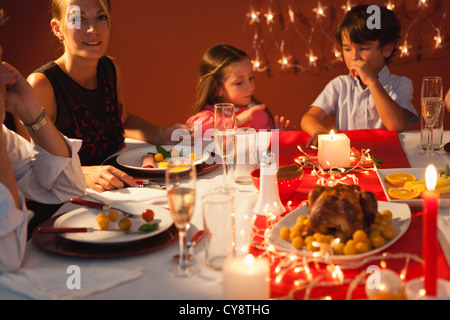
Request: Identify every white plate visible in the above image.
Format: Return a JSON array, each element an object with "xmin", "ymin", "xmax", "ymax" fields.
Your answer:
[
  {"xmin": 54, "ymin": 203, "xmax": 173, "ymax": 244},
  {"xmin": 377, "ymin": 168, "xmax": 450, "ymax": 207},
  {"xmin": 116, "ymin": 145, "xmax": 207, "ymax": 172},
  {"xmin": 267, "ymin": 201, "xmax": 411, "ymax": 264}
]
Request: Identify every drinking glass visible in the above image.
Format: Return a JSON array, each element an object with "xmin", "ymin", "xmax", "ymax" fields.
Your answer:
[
  {"xmin": 213, "ymin": 103, "xmax": 236, "ymax": 192},
  {"xmin": 421, "ymin": 76, "xmax": 443, "ymax": 157},
  {"xmin": 166, "ymin": 157, "xmax": 199, "ymax": 277},
  {"xmin": 202, "ymin": 192, "xmax": 236, "ymax": 270}
]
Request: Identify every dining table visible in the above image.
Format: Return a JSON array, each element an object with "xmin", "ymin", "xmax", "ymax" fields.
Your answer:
[{"xmin": 0, "ymin": 129, "xmax": 449, "ymax": 301}]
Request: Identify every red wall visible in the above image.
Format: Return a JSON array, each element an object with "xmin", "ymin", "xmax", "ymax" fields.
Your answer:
[{"xmin": 1, "ymin": 0, "xmax": 449, "ymax": 130}]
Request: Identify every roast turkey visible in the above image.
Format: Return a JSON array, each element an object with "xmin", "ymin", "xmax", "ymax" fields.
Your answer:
[{"xmin": 307, "ymin": 185, "xmax": 377, "ymax": 241}]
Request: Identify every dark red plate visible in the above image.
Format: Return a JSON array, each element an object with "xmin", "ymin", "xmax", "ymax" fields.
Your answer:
[{"xmin": 32, "ymin": 214, "xmax": 178, "ymax": 258}]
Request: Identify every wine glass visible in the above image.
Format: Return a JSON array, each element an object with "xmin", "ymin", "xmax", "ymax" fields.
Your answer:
[
  {"xmin": 166, "ymin": 157, "xmax": 199, "ymax": 277},
  {"xmin": 213, "ymin": 103, "xmax": 236, "ymax": 192},
  {"xmin": 421, "ymin": 76, "xmax": 443, "ymax": 157}
]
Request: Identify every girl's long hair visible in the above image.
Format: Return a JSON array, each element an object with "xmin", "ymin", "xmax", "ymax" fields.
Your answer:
[{"xmin": 191, "ymin": 44, "xmax": 249, "ymax": 115}]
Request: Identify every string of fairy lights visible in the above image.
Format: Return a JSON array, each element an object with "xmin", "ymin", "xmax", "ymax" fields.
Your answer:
[
  {"xmin": 244, "ymin": 0, "xmax": 450, "ymax": 75},
  {"xmin": 243, "ymin": 145, "xmax": 426, "ymax": 299}
]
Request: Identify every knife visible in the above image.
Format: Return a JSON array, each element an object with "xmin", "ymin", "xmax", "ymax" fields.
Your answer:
[
  {"xmin": 70, "ymin": 198, "xmax": 140, "ymax": 218},
  {"xmin": 134, "ymin": 179, "xmax": 165, "ymax": 189},
  {"xmin": 38, "ymin": 227, "xmax": 153, "ymax": 234}
]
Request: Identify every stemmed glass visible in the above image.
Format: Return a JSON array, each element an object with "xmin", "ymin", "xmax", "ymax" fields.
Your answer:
[
  {"xmin": 166, "ymin": 157, "xmax": 199, "ymax": 277},
  {"xmin": 421, "ymin": 76, "xmax": 443, "ymax": 157},
  {"xmin": 213, "ymin": 103, "xmax": 236, "ymax": 192}
]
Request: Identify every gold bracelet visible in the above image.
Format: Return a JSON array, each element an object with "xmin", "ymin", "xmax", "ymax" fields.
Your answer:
[{"xmin": 22, "ymin": 107, "xmax": 48, "ymax": 131}]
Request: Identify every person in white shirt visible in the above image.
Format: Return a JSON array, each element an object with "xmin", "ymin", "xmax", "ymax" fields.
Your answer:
[
  {"xmin": 0, "ymin": 9, "xmax": 85, "ymax": 272},
  {"xmin": 301, "ymin": 5, "xmax": 419, "ymax": 147}
]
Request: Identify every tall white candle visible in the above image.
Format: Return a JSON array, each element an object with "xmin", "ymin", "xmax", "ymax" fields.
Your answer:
[
  {"xmin": 222, "ymin": 254, "xmax": 270, "ymax": 299},
  {"xmin": 318, "ymin": 130, "xmax": 350, "ymax": 169}
]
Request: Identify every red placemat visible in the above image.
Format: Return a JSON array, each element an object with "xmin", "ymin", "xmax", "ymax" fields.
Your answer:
[
  {"xmin": 253, "ymin": 130, "xmax": 450, "ymax": 299},
  {"xmin": 272, "ymin": 129, "xmax": 411, "ymax": 169},
  {"xmin": 271, "ymin": 129, "xmax": 411, "ymax": 203}
]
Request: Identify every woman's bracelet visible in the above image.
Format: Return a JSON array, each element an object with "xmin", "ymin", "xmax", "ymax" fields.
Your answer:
[{"xmin": 22, "ymin": 107, "xmax": 48, "ymax": 131}]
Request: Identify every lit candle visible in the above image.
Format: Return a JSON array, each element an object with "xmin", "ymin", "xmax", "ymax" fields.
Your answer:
[
  {"xmin": 422, "ymin": 164, "xmax": 439, "ymax": 296},
  {"xmin": 317, "ymin": 130, "xmax": 350, "ymax": 169},
  {"xmin": 222, "ymin": 254, "xmax": 270, "ymax": 299}
]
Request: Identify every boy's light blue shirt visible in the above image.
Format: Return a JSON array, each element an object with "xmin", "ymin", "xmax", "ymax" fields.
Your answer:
[{"xmin": 310, "ymin": 65, "xmax": 419, "ymax": 130}]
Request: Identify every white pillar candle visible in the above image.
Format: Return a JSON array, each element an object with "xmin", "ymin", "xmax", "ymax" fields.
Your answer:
[
  {"xmin": 222, "ymin": 254, "xmax": 270, "ymax": 300},
  {"xmin": 318, "ymin": 130, "xmax": 350, "ymax": 169}
]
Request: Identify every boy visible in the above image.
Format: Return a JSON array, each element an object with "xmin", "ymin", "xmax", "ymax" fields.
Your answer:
[{"xmin": 301, "ymin": 5, "xmax": 418, "ymax": 147}]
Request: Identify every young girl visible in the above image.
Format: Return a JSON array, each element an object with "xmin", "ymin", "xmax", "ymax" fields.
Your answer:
[
  {"xmin": 187, "ymin": 44, "xmax": 293, "ymax": 135},
  {"xmin": 26, "ymin": 0, "xmax": 193, "ymax": 192}
]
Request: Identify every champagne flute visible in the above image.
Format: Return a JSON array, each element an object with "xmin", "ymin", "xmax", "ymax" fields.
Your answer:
[
  {"xmin": 166, "ymin": 157, "xmax": 199, "ymax": 277},
  {"xmin": 214, "ymin": 103, "xmax": 236, "ymax": 192},
  {"xmin": 421, "ymin": 76, "xmax": 443, "ymax": 157}
]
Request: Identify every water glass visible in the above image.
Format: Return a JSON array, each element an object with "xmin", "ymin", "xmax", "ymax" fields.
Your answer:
[
  {"xmin": 202, "ymin": 192, "xmax": 236, "ymax": 270},
  {"xmin": 233, "ymin": 127, "xmax": 257, "ymax": 185}
]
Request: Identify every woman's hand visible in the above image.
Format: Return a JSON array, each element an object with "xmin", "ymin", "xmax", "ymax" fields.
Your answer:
[
  {"xmin": 161, "ymin": 123, "xmax": 195, "ymax": 145},
  {"xmin": 0, "ymin": 61, "xmax": 16, "ymax": 124},
  {"xmin": 82, "ymin": 165, "xmax": 138, "ymax": 193},
  {"xmin": 2, "ymin": 61, "xmax": 43, "ymax": 124}
]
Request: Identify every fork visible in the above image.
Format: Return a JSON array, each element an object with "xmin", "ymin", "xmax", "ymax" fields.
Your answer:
[{"xmin": 70, "ymin": 198, "xmax": 142, "ymax": 219}]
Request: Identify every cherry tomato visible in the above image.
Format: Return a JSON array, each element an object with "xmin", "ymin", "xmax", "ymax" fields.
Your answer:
[{"xmin": 142, "ymin": 209, "xmax": 155, "ymax": 222}]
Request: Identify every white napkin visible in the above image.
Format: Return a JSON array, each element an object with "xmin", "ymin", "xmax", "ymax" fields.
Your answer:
[
  {"xmin": 0, "ymin": 266, "xmax": 143, "ymax": 300},
  {"xmin": 86, "ymin": 187, "xmax": 166, "ymax": 204}
]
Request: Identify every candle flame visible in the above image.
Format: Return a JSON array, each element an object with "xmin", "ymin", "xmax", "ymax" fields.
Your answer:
[
  {"xmin": 330, "ymin": 130, "xmax": 335, "ymax": 140},
  {"xmin": 244, "ymin": 254, "xmax": 254, "ymax": 266},
  {"xmin": 425, "ymin": 164, "xmax": 437, "ymax": 191}
]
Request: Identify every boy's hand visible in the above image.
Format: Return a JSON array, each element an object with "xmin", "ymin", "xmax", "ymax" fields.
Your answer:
[
  {"xmin": 305, "ymin": 129, "xmax": 328, "ymax": 148},
  {"xmin": 349, "ymin": 60, "xmax": 377, "ymax": 87}
]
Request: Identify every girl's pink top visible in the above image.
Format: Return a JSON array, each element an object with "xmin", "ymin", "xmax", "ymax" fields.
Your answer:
[{"xmin": 186, "ymin": 104, "xmax": 274, "ymax": 136}]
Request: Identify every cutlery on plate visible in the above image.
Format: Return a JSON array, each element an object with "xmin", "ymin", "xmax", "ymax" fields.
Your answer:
[
  {"xmin": 70, "ymin": 198, "xmax": 142, "ymax": 218},
  {"xmin": 37, "ymin": 227, "xmax": 156, "ymax": 234},
  {"xmin": 172, "ymin": 230, "xmax": 204, "ymax": 261}
]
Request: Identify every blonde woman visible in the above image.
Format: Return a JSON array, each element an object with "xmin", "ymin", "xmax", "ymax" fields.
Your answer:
[{"xmin": 27, "ymin": 0, "xmax": 193, "ymax": 192}]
